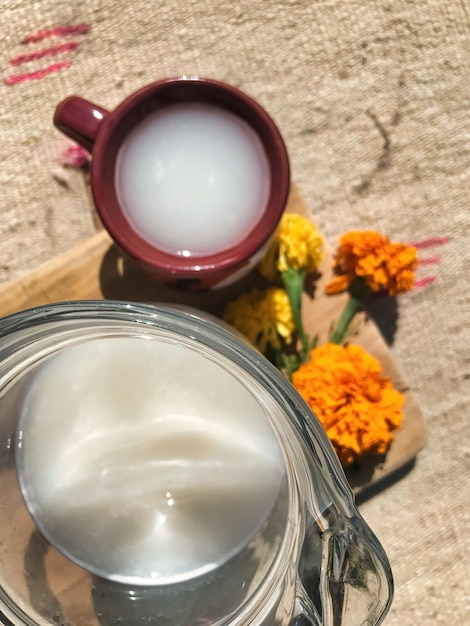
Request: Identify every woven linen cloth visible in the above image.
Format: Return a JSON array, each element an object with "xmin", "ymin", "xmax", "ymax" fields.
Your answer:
[{"xmin": 1, "ymin": 1, "xmax": 469, "ymax": 624}]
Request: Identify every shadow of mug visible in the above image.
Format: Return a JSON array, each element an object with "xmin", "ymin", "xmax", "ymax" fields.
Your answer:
[{"xmin": 98, "ymin": 238, "xmax": 270, "ymax": 318}]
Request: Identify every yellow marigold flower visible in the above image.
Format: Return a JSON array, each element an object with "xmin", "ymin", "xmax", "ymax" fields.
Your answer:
[
  {"xmin": 222, "ymin": 288, "xmax": 295, "ymax": 353},
  {"xmin": 325, "ymin": 230, "xmax": 418, "ymax": 296},
  {"xmin": 259, "ymin": 213, "xmax": 324, "ymax": 281},
  {"xmin": 292, "ymin": 342, "xmax": 404, "ymax": 466}
]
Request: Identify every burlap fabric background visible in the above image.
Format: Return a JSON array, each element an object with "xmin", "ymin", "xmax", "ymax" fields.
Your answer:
[{"xmin": 1, "ymin": 1, "xmax": 469, "ymax": 624}]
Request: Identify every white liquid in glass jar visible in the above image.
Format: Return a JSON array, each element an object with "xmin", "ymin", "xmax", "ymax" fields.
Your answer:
[
  {"xmin": 115, "ymin": 103, "xmax": 271, "ymax": 257},
  {"xmin": 16, "ymin": 336, "xmax": 285, "ymax": 585}
]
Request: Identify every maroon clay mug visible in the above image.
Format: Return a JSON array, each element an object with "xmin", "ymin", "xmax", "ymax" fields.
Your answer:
[{"xmin": 54, "ymin": 77, "xmax": 290, "ymax": 289}]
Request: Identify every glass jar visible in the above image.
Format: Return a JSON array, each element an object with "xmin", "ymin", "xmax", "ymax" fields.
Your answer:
[{"xmin": 0, "ymin": 301, "xmax": 393, "ymax": 625}]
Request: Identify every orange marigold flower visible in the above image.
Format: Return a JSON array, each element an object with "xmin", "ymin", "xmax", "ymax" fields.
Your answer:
[
  {"xmin": 325, "ymin": 230, "xmax": 418, "ymax": 296},
  {"xmin": 292, "ymin": 342, "xmax": 404, "ymax": 466}
]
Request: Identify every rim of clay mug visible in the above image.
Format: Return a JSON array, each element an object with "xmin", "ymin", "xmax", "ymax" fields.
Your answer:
[{"xmin": 90, "ymin": 77, "xmax": 290, "ymax": 279}]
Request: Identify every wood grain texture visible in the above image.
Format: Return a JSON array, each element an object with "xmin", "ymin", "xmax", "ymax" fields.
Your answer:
[{"xmin": 0, "ymin": 186, "xmax": 426, "ymax": 495}]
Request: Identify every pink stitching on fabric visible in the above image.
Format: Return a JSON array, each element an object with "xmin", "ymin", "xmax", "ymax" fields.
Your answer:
[
  {"xmin": 4, "ymin": 61, "xmax": 72, "ymax": 85},
  {"xmin": 413, "ymin": 276, "xmax": 437, "ymax": 289},
  {"xmin": 10, "ymin": 41, "xmax": 80, "ymax": 66},
  {"xmin": 409, "ymin": 236, "xmax": 450, "ymax": 249},
  {"xmin": 417, "ymin": 255, "xmax": 442, "ymax": 267},
  {"xmin": 61, "ymin": 144, "xmax": 90, "ymax": 168},
  {"xmin": 408, "ymin": 237, "xmax": 449, "ymax": 290},
  {"xmin": 21, "ymin": 24, "xmax": 90, "ymax": 44},
  {"xmin": 5, "ymin": 24, "xmax": 90, "ymax": 85}
]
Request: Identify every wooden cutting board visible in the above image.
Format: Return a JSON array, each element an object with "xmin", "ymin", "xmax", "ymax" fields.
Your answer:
[{"xmin": 0, "ymin": 185, "xmax": 426, "ymax": 496}]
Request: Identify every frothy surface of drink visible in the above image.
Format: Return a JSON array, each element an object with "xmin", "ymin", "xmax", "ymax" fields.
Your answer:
[
  {"xmin": 115, "ymin": 103, "xmax": 271, "ymax": 257},
  {"xmin": 16, "ymin": 336, "xmax": 285, "ymax": 584}
]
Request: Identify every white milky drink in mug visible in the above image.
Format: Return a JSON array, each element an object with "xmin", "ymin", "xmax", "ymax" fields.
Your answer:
[{"xmin": 115, "ymin": 103, "xmax": 271, "ymax": 257}]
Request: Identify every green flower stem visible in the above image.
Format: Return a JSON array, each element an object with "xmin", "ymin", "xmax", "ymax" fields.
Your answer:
[
  {"xmin": 329, "ymin": 295, "xmax": 363, "ymax": 344},
  {"xmin": 330, "ymin": 278, "xmax": 372, "ymax": 344},
  {"xmin": 281, "ymin": 267, "xmax": 309, "ymax": 361}
]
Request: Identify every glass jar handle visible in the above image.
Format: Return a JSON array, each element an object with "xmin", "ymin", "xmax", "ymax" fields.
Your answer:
[{"xmin": 293, "ymin": 516, "xmax": 393, "ymax": 625}]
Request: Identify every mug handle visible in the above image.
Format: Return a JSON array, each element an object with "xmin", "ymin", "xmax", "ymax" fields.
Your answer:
[{"xmin": 53, "ymin": 96, "xmax": 109, "ymax": 152}]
